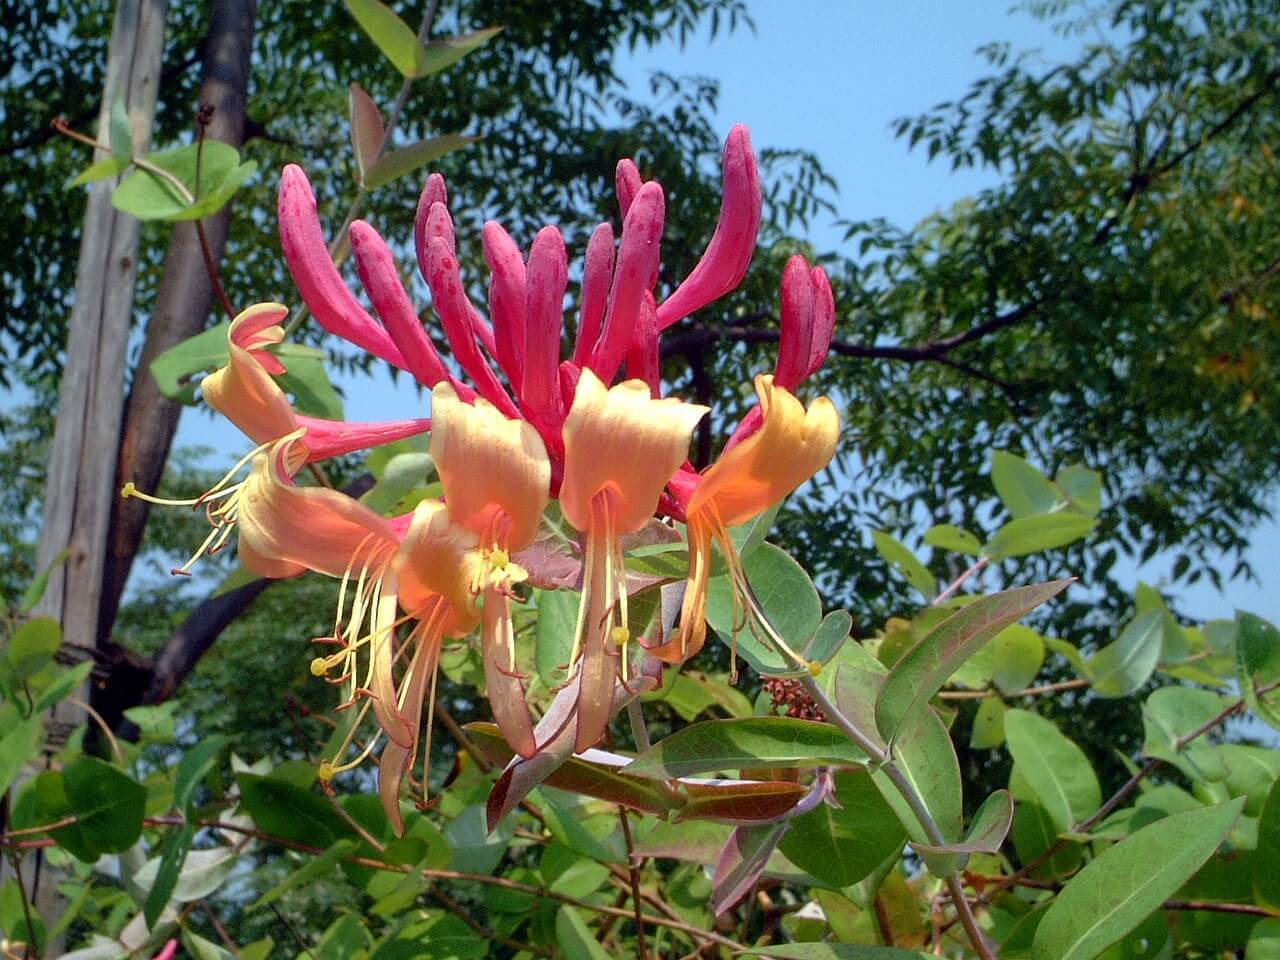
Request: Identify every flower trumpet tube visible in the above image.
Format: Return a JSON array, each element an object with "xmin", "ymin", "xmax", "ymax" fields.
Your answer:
[
  {"xmin": 658, "ymin": 375, "xmax": 838, "ymax": 665},
  {"xmin": 559, "ymin": 369, "xmax": 708, "ymax": 751},
  {"xmin": 378, "ymin": 501, "xmax": 482, "ymax": 833},
  {"xmin": 429, "ymin": 382, "xmax": 551, "ymax": 758}
]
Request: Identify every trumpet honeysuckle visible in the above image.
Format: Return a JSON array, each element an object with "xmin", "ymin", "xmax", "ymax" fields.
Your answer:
[
  {"xmin": 428, "ymin": 382, "xmax": 550, "ymax": 758},
  {"xmin": 559, "ymin": 369, "xmax": 708, "ymax": 751},
  {"xmin": 659, "ymin": 375, "xmax": 839, "ymax": 665},
  {"xmin": 237, "ymin": 431, "xmax": 483, "ymax": 833},
  {"xmin": 141, "ymin": 121, "xmax": 845, "ymax": 814},
  {"xmin": 122, "ymin": 303, "xmax": 429, "ymax": 574}
]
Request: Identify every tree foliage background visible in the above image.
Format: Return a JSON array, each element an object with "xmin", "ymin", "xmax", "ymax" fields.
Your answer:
[{"xmin": 2, "ymin": 0, "xmax": 1280, "ymax": 957}]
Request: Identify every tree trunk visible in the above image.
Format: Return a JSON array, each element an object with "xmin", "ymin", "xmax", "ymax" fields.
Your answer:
[
  {"xmin": 24, "ymin": 0, "xmax": 169, "ymax": 942},
  {"xmin": 100, "ymin": 0, "xmax": 259, "ymax": 640}
]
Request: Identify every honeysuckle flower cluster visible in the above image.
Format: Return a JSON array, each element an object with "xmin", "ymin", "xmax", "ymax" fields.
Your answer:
[{"xmin": 128, "ymin": 125, "xmax": 839, "ymax": 832}]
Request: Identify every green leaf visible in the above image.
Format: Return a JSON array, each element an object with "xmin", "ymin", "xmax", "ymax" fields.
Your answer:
[
  {"xmin": 778, "ymin": 769, "xmax": 906, "ymax": 888},
  {"xmin": 983, "ymin": 512, "xmax": 1095, "ymax": 560},
  {"xmin": 1236, "ymin": 611, "xmax": 1280, "ymax": 733},
  {"xmin": 1003, "ymin": 709, "xmax": 1100, "ymax": 834},
  {"xmin": 344, "ymin": 0, "xmax": 425, "ymax": 76},
  {"xmin": 444, "ymin": 804, "xmax": 512, "ymax": 875},
  {"xmin": 555, "ymin": 905, "xmax": 611, "ymax": 960},
  {"xmin": 275, "ymin": 347, "xmax": 344, "ymax": 419},
  {"xmin": 236, "ymin": 773, "xmax": 350, "ymax": 848},
  {"xmin": 991, "ymin": 450, "xmax": 1061, "ymax": 518},
  {"xmin": 150, "ymin": 321, "xmax": 231, "ymax": 403},
  {"xmin": 0, "ymin": 880, "xmax": 46, "ymax": 955},
  {"xmin": 175, "ymin": 734, "xmax": 228, "ymax": 811},
  {"xmin": 414, "ymin": 27, "xmax": 503, "ymax": 76},
  {"xmin": 1033, "ymin": 799, "xmax": 1244, "ymax": 960},
  {"xmin": 539, "ymin": 794, "xmax": 623, "ymax": 864},
  {"xmin": 1142, "ymin": 687, "xmax": 1229, "ymax": 782},
  {"xmin": 804, "ymin": 609, "xmax": 853, "ymax": 665},
  {"xmin": 871, "ymin": 530, "xmax": 936, "ymax": 599},
  {"xmin": 535, "ymin": 587, "xmax": 578, "ymax": 688},
  {"xmin": 705, "ymin": 543, "xmax": 822, "ymax": 676},
  {"xmin": 253, "ymin": 839, "xmax": 358, "ymax": 908},
  {"xmin": 66, "ymin": 154, "xmax": 131, "ymax": 188},
  {"xmin": 0, "ymin": 715, "xmax": 43, "ymax": 797},
  {"xmin": 123, "ymin": 701, "xmax": 179, "ymax": 742},
  {"xmin": 871, "ymin": 706, "xmax": 964, "ymax": 874},
  {"xmin": 140, "ymin": 843, "xmax": 238, "ymax": 905},
  {"xmin": 875, "ymin": 579, "xmax": 1070, "ymax": 744},
  {"xmin": 143, "ymin": 823, "xmax": 192, "ymax": 926},
  {"xmin": 970, "ymin": 695, "xmax": 1007, "ymax": 749},
  {"xmin": 112, "ymin": 142, "xmax": 256, "ymax": 221},
  {"xmin": 912, "ymin": 788, "xmax": 1012, "ymax": 855},
  {"xmin": 366, "ymin": 134, "xmax": 480, "ymax": 189},
  {"xmin": 1010, "ymin": 765, "xmax": 1082, "ymax": 880},
  {"xmin": 1255, "ymin": 780, "xmax": 1280, "ymax": 909},
  {"xmin": 1248, "ymin": 919, "xmax": 1280, "ymax": 960},
  {"xmin": 19, "ymin": 546, "xmax": 71, "ymax": 612},
  {"xmin": 32, "ymin": 660, "xmax": 93, "ymax": 712},
  {"xmin": 712, "ymin": 822, "xmax": 787, "ymax": 914},
  {"xmin": 1088, "ymin": 610, "xmax": 1163, "ymax": 697},
  {"xmin": 1056, "ymin": 464, "xmax": 1103, "ymax": 517},
  {"xmin": 923, "ymin": 523, "xmax": 982, "ymax": 556},
  {"xmin": 949, "ymin": 623, "xmax": 1044, "ymax": 694},
  {"xmin": 1134, "ymin": 582, "xmax": 1189, "ymax": 662},
  {"xmin": 7, "ymin": 617, "xmax": 61, "ymax": 680},
  {"xmin": 360, "ymin": 452, "xmax": 432, "ymax": 515},
  {"xmin": 60, "ymin": 758, "xmax": 147, "ymax": 859},
  {"xmin": 348, "ymin": 82, "xmax": 385, "ymax": 186},
  {"xmin": 108, "ymin": 89, "xmax": 132, "ymax": 159},
  {"xmin": 743, "ymin": 945, "xmax": 930, "ymax": 959},
  {"xmin": 623, "ymin": 717, "xmax": 868, "ymax": 779}
]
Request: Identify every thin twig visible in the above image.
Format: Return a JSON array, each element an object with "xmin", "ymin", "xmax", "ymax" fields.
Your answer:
[
  {"xmin": 5, "ymin": 851, "xmax": 41, "ymax": 959},
  {"xmin": 618, "ymin": 809, "xmax": 649, "ymax": 960},
  {"xmin": 200, "ymin": 900, "xmax": 242, "ymax": 957},
  {"xmin": 937, "ymin": 677, "xmax": 1091, "ymax": 701},
  {"xmin": 429, "ymin": 883, "xmax": 553, "ymax": 955},
  {"xmin": 932, "ymin": 556, "xmax": 990, "ymax": 606}
]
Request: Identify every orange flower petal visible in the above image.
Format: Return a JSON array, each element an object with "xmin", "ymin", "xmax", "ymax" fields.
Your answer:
[
  {"xmin": 237, "ymin": 432, "xmax": 398, "ymax": 579},
  {"xmin": 560, "ymin": 369, "xmax": 708, "ymax": 534},
  {"xmin": 201, "ymin": 304, "xmax": 298, "ymax": 446},
  {"xmin": 688, "ymin": 374, "xmax": 838, "ymax": 527},
  {"xmin": 393, "ymin": 500, "xmax": 481, "ymax": 634},
  {"xmin": 429, "ymin": 382, "xmax": 550, "ymax": 551}
]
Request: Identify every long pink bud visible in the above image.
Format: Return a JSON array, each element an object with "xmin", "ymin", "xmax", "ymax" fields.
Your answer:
[
  {"xmin": 277, "ymin": 165, "xmax": 406, "ymax": 368},
  {"xmin": 806, "ymin": 266, "xmax": 835, "ymax": 377},
  {"xmin": 616, "ymin": 158, "xmax": 642, "ymax": 218},
  {"xmin": 590, "ymin": 182, "xmax": 665, "ymax": 384},
  {"xmin": 655, "ymin": 124, "xmax": 762, "ymax": 329},
  {"xmin": 625, "ymin": 291, "xmax": 660, "ymax": 397},
  {"xmin": 422, "ymin": 236, "xmax": 521, "ymax": 418},
  {"xmin": 523, "ymin": 226, "xmax": 568, "ymax": 423},
  {"xmin": 572, "ymin": 223, "xmax": 615, "ymax": 366},
  {"xmin": 482, "ymin": 221, "xmax": 527, "ymax": 390},
  {"xmin": 350, "ymin": 220, "xmax": 450, "ymax": 388},
  {"xmin": 414, "ymin": 172, "xmax": 449, "ymax": 284},
  {"xmin": 774, "ymin": 255, "xmax": 815, "ymax": 391}
]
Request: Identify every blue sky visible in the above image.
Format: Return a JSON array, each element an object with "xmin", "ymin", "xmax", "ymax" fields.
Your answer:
[{"xmin": 170, "ymin": 2, "xmax": 1273, "ymax": 621}]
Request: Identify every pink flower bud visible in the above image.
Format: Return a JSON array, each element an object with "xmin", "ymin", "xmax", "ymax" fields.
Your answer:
[
  {"xmin": 806, "ymin": 266, "xmax": 835, "ymax": 377},
  {"xmin": 572, "ymin": 223, "xmax": 615, "ymax": 366},
  {"xmin": 523, "ymin": 226, "xmax": 568, "ymax": 423},
  {"xmin": 414, "ymin": 172, "xmax": 449, "ymax": 283},
  {"xmin": 482, "ymin": 220, "xmax": 527, "ymax": 390},
  {"xmin": 625, "ymin": 291, "xmax": 660, "ymax": 397},
  {"xmin": 616, "ymin": 158, "xmax": 643, "ymax": 219},
  {"xmin": 774, "ymin": 255, "xmax": 815, "ymax": 390},
  {"xmin": 277, "ymin": 165, "xmax": 406, "ymax": 368},
  {"xmin": 350, "ymin": 219, "xmax": 450, "ymax": 387},
  {"xmin": 422, "ymin": 236, "xmax": 520, "ymax": 418},
  {"xmin": 590, "ymin": 182, "xmax": 665, "ymax": 383},
  {"xmin": 656, "ymin": 124, "xmax": 762, "ymax": 329}
]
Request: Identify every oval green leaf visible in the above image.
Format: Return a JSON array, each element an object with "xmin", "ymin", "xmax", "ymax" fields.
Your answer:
[
  {"xmin": 623, "ymin": 717, "xmax": 869, "ymax": 780},
  {"xmin": 984, "ymin": 512, "xmax": 1095, "ymax": 560},
  {"xmin": 875, "ymin": 579, "xmax": 1070, "ymax": 745},
  {"xmin": 1033, "ymin": 798, "xmax": 1244, "ymax": 960},
  {"xmin": 1088, "ymin": 610, "xmax": 1163, "ymax": 698},
  {"xmin": 1004, "ymin": 709, "xmax": 1100, "ymax": 834},
  {"xmin": 871, "ymin": 530, "xmax": 936, "ymax": 599}
]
